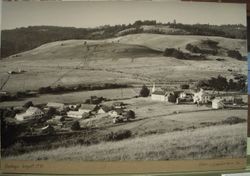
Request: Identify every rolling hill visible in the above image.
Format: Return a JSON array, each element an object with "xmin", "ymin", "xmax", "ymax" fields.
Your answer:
[{"xmin": 0, "ymin": 33, "xmax": 247, "ymax": 93}]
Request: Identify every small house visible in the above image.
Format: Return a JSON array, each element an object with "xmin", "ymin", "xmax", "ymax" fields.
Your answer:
[
  {"xmin": 68, "ymin": 104, "xmax": 80, "ymax": 110},
  {"xmin": 15, "ymin": 106, "xmax": 44, "ymax": 121},
  {"xmin": 193, "ymin": 89, "xmax": 211, "ymax": 104},
  {"xmin": 212, "ymin": 98, "xmax": 224, "ymax": 109},
  {"xmin": 108, "ymin": 109, "xmax": 123, "ymax": 118},
  {"xmin": 67, "ymin": 110, "xmax": 89, "ymax": 119},
  {"xmin": 98, "ymin": 105, "xmax": 112, "ymax": 114},
  {"xmin": 79, "ymin": 104, "xmax": 98, "ymax": 113},
  {"xmin": 112, "ymin": 102, "xmax": 125, "ymax": 109},
  {"xmin": 151, "ymin": 90, "xmax": 167, "ymax": 101},
  {"xmin": 46, "ymin": 102, "xmax": 65, "ymax": 111}
]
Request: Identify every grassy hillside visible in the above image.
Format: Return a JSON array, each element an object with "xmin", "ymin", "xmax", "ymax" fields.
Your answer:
[
  {"xmin": 1, "ymin": 22, "xmax": 246, "ymax": 58},
  {"xmin": 6, "ymin": 123, "xmax": 246, "ymax": 161},
  {"xmin": 0, "ymin": 34, "xmax": 247, "ymax": 93}
]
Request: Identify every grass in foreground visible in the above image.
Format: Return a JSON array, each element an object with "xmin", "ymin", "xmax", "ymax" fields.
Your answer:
[{"xmin": 5, "ymin": 123, "xmax": 246, "ymax": 161}]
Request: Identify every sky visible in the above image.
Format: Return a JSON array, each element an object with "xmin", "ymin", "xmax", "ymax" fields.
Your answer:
[{"xmin": 1, "ymin": 1, "xmax": 247, "ymax": 30}]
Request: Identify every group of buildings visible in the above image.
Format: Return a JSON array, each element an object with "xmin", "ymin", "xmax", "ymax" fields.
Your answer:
[
  {"xmin": 14, "ymin": 100, "xmax": 129, "ymax": 124},
  {"xmin": 151, "ymin": 83, "xmax": 242, "ymax": 109}
]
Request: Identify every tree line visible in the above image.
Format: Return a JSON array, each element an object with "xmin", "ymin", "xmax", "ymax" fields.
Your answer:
[{"xmin": 1, "ymin": 21, "xmax": 246, "ymax": 58}]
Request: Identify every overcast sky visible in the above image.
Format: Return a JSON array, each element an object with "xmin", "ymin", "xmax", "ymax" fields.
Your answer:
[{"xmin": 1, "ymin": 1, "xmax": 247, "ymax": 30}]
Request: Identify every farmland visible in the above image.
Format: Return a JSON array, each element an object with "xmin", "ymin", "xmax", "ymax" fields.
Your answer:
[
  {"xmin": 1, "ymin": 33, "xmax": 247, "ymax": 161},
  {"xmin": 5, "ymin": 97, "xmax": 247, "ymax": 160}
]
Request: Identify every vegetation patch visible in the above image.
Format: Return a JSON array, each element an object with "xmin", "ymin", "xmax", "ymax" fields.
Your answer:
[
  {"xmin": 221, "ymin": 116, "xmax": 246, "ymax": 125},
  {"xmin": 163, "ymin": 48, "xmax": 205, "ymax": 60},
  {"xmin": 104, "ymin": 130, "xmax": 132, "ymax": 141}
]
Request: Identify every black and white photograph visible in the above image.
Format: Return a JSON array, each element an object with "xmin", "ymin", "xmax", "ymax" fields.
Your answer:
[{"xmin": 0, "ymin": 1, "xmax": 248, "ymax": 162}]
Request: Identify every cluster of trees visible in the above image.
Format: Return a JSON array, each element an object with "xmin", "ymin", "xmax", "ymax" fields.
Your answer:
[
  {"xmin": 168, "ymin": 23, "xmax": 246, "ymax": 39},
  {"xmin": 227, "ymin": 50, "xmax": 246, "ymax": 61},
  {"xmin": 2, "ymin": 22, "xmax": 246, "ymax": 58},
  {"xmin": 196, "ymin": 75, "xmax": 247, "ymax": 92},
  {"xmin": 186, "ymin": 43, "xmax": 218, "ymax": 55},
  {"xmin": 163, "ymin": 48, "xmax": 205, "ymax": 60}
]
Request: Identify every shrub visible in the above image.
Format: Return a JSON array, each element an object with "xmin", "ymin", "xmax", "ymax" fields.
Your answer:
[
  {"xmin": 163, "ymin": 48, "xmax": 185, "ymax": 59},
  {"xmin": 105, "ymin": 130, "xmax": 132, "ymax": 141},
  {"xmin": 23, "ymin": 101, "xmax": 33, "ymax": 109},
  {"xmin": 125, "ymin": 110, "xmax": 136, "ymax": 120},
  {"xmin": 222, "ymin": 116, "xmax": 246, "ymax": 125},
  {"xmin": 139, "ymin": 84, "xmax": 150, "ymax": 97},
  {"xmin": 227, "ymin": 50, "xmax": 243, "ymax": 60},
  {"xmin": 71, "ymin": 121, "xmax": 81, "ymax": 131},
  {"xmin": 180, "ymin": 84, "xmax": 189, "ymax": 89}
]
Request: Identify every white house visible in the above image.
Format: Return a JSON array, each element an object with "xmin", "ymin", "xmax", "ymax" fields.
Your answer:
[
  {"xmin": 112, "ymin": 102, "xmax": 125, "ymax": 109},
  {"xmin": 15, "ymin": 106, "xmax": 44, "ymax": 121},
  {"xmin": 193, "ymin": 89, "xmax": 211, "ymax": 104},
  {"xmin": 151, "ymin": 90, "xmax": 167, "ymax": 101},
  {"xmin": 212, "ymin": 98, "xmax": 224, "ymax": 109},
  {"xmin": 108, "ymin": 109, "xmax": 123, "ymax": 118},
  {"xmin": 46, "ymin": 102, "xmax": 65, "ymax": 111},
  {"xmin": 67, "ymin": 111, "xmax": 88, "ymax": 119},
  {"xmin": 79, "ymin": 104, "xmax": 98, "ymax": 113}
]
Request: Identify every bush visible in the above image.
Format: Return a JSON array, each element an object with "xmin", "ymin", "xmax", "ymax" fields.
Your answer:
[
  {"xmin": 23, "ymin": 101, "xmax": 33, "ymax": 109},
  {"xmin": 222, "ymin": 116, "xmax": 246, "ymax": 125},
  {"xmin": 186, "ymin": 43, "xmax": 217, "ymax": 55},
  {"xmin": 105, "ymin": 130, "xmax": 132, "ymax": 141},
  {"xmin": 71, "ymin": 121, "xmax": 81, "ymax": 131},
  {"xmin": 139, "ymin": 84, "xmax": 150, "ymax": 97},
  {"xmin": 125, "ymin": 110, "xmax": 136, "ymax": 120},
  {"xmin": 180, "ymin": 84, "xmax": 189, "ymax": 89},
  {"xmin": 227, "ymin": 50, "xmax": 243, "ymax": 60},
  {"xmin": 163, "ymin": 48, "xmax": 185, "ymax": 59}
]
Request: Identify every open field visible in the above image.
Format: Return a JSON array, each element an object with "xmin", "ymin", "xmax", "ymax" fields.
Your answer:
[
  {"xmin": 0, "ymin": 34, "xmax": 247, "ymax": 92},
  {"xmin": 0, "ymin": 88, "xmax": 139, "ymax": 107}
]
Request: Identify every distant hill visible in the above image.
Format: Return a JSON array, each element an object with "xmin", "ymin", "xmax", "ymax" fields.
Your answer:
[{"xmin": 1, "ymin": 20, "xmax": 246, "ymax": 58}]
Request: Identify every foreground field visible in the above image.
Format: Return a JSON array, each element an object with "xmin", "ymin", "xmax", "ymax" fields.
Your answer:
[
  {"xmin": 3, "ymin": 96, "xmax": 247, "ymax": 160},
  {"xmin": 6, "ymin": 123, "xmax": 246, "ymax": 161}
]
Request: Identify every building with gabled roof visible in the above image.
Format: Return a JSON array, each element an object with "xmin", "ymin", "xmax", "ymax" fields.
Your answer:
[
  {"xmin": 46, "ymin": 102, "xmax": 65, "ymax": 111},
  {"xmin": 15, "ymin": 106, "xmax": 44, "ymax": 121},
  {"xmin": 98, "ymin": 105, "xmax": 112, "ymax": 114}
]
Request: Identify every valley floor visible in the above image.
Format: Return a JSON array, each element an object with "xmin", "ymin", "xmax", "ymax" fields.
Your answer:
[{"xmin": 3, "ymin": 97, "xmax": 247, "ymax": 161}]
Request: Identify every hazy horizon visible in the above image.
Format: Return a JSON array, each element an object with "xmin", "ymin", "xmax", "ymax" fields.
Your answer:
[{"xmin": 2, "ymin": 1, "xmax": 246, "ymax": 30}]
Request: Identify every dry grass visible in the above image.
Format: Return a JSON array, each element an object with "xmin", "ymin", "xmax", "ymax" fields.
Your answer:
[
  {"xmin": 0, "ymin": 34, "xmax": 247, "ymax": 94},
  {"xmin": 5, "ymin": 123, "xmax": 246, "ymax": 161}
]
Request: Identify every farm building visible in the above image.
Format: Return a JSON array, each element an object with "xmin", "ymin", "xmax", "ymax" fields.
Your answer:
[
  {"xmin": 79, "ymin": 104, "xmax": 98, "ymax": 113},
  {"xmin": 15, "ymin": 106, "xmax": 44, "ymax": 121},
  {"xmin": 67, "ymin": 110, "xmax": 89, "ymax": 119},
  {"xmin": 151, "ymin": 83, "xmax": 181, "ymax": 103},
  {"xmin": 67, "ymin": 104, "xmax": 80, "ymax": 110},
  {"xmin": 112, "ymin": 102, "xmax": 125, "ymax": 109},
  {"xmin": 193, "ymin": 89, "xmax": 212, "ymax": 104},
  {"xmin": 151, "ymin": 90, "xmax": 180, "ymax": 103},
  {"xmin": 98, "ymin": 105, "xmax": 112, "ymax": 114},
  {"xmin": 46, "ymin": 102, "xmax": 65, "ymax": 111},
  {"xmin": 108, "ymin": 109, "xmax": 124, "ymax": 118},
  {"xmin": 151, "ymin": 90, "xmax": 167, "ymax": 101},
  {"xmin": 212, "ymin": 98, "xmax": 224, "ymax": 109}
]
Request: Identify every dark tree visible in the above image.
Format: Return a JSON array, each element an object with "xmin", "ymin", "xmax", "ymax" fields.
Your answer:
[
  {"xmin": 180, "ymin": 84, "xmax": 189, "ymax": 89},
  {"xmin": 23, "ymin": 101, "xmax": 33, "ymax": 109},
  {"xmin": 139, "ymin": 84, "xmax": 150, "ymax": 97},
  {"xmin": 71, "ymin": 121, "xmax": 81, "ymax": 131},
  {"xmin": 125, "ymin": 110, "xmax": 136, "ymax": 120}
]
